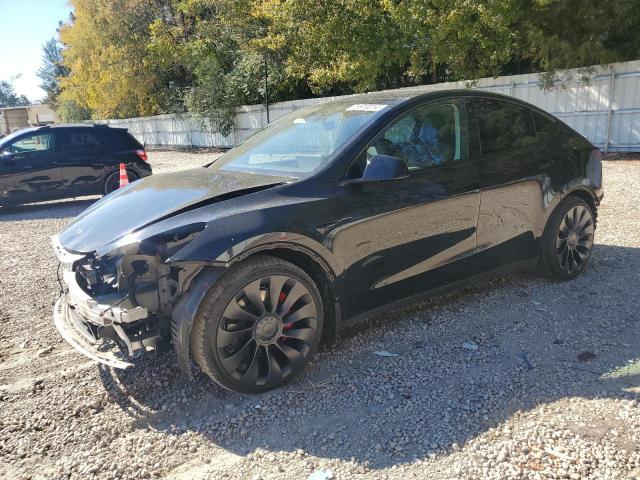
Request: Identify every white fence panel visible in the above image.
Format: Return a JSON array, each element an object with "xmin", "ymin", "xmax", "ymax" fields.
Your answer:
[{"xmin": 96, "ymin": 60, "xmax": 640, "ymax": 152}]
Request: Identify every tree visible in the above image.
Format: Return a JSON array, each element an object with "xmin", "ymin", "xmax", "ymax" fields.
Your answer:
[
  {"xmin": 520, "ymin": 0, "xmax": 640, "ymax": 73},
  {"xmin": 58, "ymin": 0, "xmax": 175, "ymax": 119},
  {"xmin": 149, "ymin": 0, "xmax": 296, "ymax": 134},
  {"xmin": 56, "ymin": 0, "xmax": 640, "ymax": 124},
  {"xmin": 383, "ymin": 0, "xmax": 522, "ymax": 82},
  {"xmin": 0, "ymin": 81, "xmax": 29, "ymax": 108},
  {"xmin": 37, "ymin": 37, "xmax": 69, "ymax": 110},
  {"xmin": 385, "ymin": 0, "xmax": 640, "ymax": 82},
  {"xmin": 57, "ymin": 99, "xmax": 91, "ymax": 122},
  {"xmin": 256, "ymin": 0, "xmax": 412, "ymax": 93}
]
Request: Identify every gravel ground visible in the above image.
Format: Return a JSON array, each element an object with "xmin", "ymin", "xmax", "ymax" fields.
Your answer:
[{"xmin": 0, "ymin": 151, "xmax": 639, "ymax": 480}]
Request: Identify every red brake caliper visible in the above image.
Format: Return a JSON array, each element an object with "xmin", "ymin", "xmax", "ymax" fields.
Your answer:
[{"xmin": 279, "ymin": 291, "xmax": 293, "ymax": 338}]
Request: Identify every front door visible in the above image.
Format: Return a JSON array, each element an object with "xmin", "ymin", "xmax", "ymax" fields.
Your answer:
[
  {"xmin": 0, "ymin": 131, "xmax": 62, "ymax": 204},
  {"xmin": 329, "ymin": 99, "xmax": 482, "ymax": 318}
]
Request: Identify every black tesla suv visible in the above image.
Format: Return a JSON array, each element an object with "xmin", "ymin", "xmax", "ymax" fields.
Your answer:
[
  {"xmin": 0, "ymin": 124, "xmax": 151, "ymax": 207},
  {"xmin": 52, "ymin": 90, "xmax": 603, "ymax": 394}
]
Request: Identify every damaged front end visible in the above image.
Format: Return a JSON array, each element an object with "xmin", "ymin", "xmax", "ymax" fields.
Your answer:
[{"xmin": 52, "ymin": 223, "xmax": 207, "ymax": 369}]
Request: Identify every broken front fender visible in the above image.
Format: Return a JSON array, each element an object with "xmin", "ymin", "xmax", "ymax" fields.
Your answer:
[{"xmin": 170, "ymin": 267, "xmax": 226, "ymax": 376}]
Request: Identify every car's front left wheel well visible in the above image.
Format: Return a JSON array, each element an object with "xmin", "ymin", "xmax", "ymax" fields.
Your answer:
[{"xmin": 246, "ymin": 248, "xmax": 338, "ymax": 346}]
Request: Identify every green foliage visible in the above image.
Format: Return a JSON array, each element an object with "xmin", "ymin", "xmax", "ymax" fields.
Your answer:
[
  {"xmin": 37, "ymin": 37, "xmax": 69, "ymax": 110},
  {"xmin": 57, "ymin": 99, "xmax": 91, "ymax": 123},
  {"xmin": 54, "ymin": 0, "xmax": 640, "ymax": 126},
  {"xmin": 257, "ymin": 0, "xmax": 411, "ymax": 93},
  {"xmin": 0, "ymin": 81, "xmax": 29, "ymax": 108},
  {"xmin": 59, "ymin": 0, "xmax": 175, "ymax": 119},
  {"xmin": 383, "ymin": 0, "xmax": 522, "ymax": 81}
]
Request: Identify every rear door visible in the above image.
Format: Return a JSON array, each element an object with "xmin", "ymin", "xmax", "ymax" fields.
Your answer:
[
  {"xmin": 470, "ymin": 97, "xmax": 547, "ymax": 265},
  {"xmin": 57, "ymin": 128, "xmax": 111, "ymax": 196},
  {"xmin": 333, "ymin": 98, "xmax": 482, "ymax": 318},
  {"xmin": 0, "ymin": 131, "xmax": 62, "ymax": 203}
]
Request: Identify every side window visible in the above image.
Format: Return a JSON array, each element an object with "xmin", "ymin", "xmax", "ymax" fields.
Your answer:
[
  {"xmin": 59, "ymin": 131, "xmax": 104, "ymax": 152},
  {"xmin": 4, "ymin": 133, "xmax": 52, "ymax": 154},
  {"xmin": 116, "ymin": 131, "xmax": 141, "ymax": 149},
  {"xmin": 348, "ymin": 102, "xmax": 463, "ymax": 178},
  {"xmin": 532, "ymin": 111, "xmax": 556, "ymax": 141},
  {"xmin": 474, "ymin": 99, "xmax": 536, "ymax": 155}
]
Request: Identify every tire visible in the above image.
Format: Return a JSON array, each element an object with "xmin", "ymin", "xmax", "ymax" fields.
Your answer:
[
  {"xmin": 538, "ymin": 196, "xmax": 595, "ymax": 280},
  {"xmin": 103, "ymin": 169, "xmax": 139, "ymax": 195},
  {"xmin": 191, "ymin": 256, "xmax": 324, "ymax": 394}
]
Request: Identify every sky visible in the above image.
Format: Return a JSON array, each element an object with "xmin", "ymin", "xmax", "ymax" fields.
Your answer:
[{"xmin": 0, "ymin": 0, "xmax": 72, "ymax": 103}]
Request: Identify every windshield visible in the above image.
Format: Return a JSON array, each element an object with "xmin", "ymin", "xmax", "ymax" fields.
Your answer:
[
  {"xmin": 211, "ymin": 100, "xmax": 391, "ymax": 178},
  {"xmin": 0, "ymin": 128, "xmax": 37, "ymax": 147}
]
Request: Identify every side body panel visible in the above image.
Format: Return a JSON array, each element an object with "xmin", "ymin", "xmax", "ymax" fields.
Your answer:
[
  {"xmin": 56, "ymin": 128, "xmax": 112, "ymax": 196},
  {"xmin": 471, "ymin": 97, "xmax": 597, "ymax": 269},
  {"xmin": 0, "ymin": 132, "xmax": 63, "ymax": 204},
  {"xmin": 330, "ymin": 169, "xmax": 480, "ymax": 319},
  {"xmin": 168, "ymin": 92, "xmax": 598, "ymax": 327},
  {"xmin": 55, "ymin": 90, "xmax": 600, "ymax": 342},
  {"xmin": 57, "ymin": 128, "xmax": 152, "ymax": 197}
]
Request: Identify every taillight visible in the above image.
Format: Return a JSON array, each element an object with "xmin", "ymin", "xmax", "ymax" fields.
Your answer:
[
  {"xmin": 587, "ymin": 149, "xmax": 602, "ymax": 189},
  {"xmin": 135, "ymin": 149, "xmax": 148, "ymax": 162}
]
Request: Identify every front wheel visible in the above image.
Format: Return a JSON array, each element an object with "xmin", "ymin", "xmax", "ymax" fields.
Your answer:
[
  {"xmin": 191, "ymin": 256, "xmax": 324, "ymax": 394},
  {"xmin": 539, "ymin": 196, "xmax": 595, "ymax": 279}
]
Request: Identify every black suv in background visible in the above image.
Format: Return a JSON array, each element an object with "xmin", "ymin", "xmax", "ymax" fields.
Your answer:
[{"xmin": 0, "ymin": 124, "xmax": 152, "ymax": 207}]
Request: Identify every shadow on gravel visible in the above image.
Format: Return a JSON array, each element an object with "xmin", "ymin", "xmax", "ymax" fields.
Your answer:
[
  {"xmin": 0, "ymin": 198, "xmax": 96, "ymax": 220},
  {"xmin": 97, "ymin": 243, "xmax": 640, "ymax": 470}
]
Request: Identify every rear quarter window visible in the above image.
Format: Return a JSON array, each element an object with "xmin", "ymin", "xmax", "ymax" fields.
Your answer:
[
  {"xmin": 109, "ymin": 130, "xmax": 142, "ymax": 150},
  {"xmin": 57, "ymin": 130, "xmax": 107, "ymax": 152},
  {"xmin": 474, "ymin": 98, "xmax": 537, "ymax": 155},
  {"xmin": 532, "ymin": 111, "xmax": 557, "ymax": 141}
]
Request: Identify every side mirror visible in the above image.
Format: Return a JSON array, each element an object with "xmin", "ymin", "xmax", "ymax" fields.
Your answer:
[{"xmin": 362, "ymin": 154, "xmax": 409, "ymax": 182}]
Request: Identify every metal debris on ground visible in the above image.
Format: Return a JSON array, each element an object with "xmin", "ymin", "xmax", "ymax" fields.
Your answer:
[{"xmin": 373, "ymin": 350, "xmax": 399, "ymax": 357}]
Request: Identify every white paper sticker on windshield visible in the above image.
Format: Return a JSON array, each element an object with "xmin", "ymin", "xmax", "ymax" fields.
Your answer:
[{"xmin": 346, "ymin": 103, "xmax": 388, "ymax": 112}]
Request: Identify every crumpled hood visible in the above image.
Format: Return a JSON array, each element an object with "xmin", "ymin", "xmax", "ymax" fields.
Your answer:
[{"xmin": 58, "ymin": 167, "xmax": 289, "ymax": 253}]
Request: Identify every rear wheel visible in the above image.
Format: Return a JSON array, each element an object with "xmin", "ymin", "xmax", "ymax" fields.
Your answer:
[
  {"xmin": 191, "ymin": 256, "xmax": 324, "ymax": 394},
  {"xmin": 539, "ymin": 196, "xmax": 595, "ymax": 279},
  {"xmin": 104, "ymin": 169, "xmax": 139, "ymax": 195}
]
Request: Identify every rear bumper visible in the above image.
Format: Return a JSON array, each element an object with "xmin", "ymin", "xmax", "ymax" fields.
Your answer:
[
  {"xmin": 53, "ymin": 296, "xmax": 134, "ymax": 369},
  {"xmin": 135, "ymin": 161, "xmax": 153, "ymax": 177},
  {"xmin": 595, "ymin": 186, "xmax": 604, "ymax": 204}
]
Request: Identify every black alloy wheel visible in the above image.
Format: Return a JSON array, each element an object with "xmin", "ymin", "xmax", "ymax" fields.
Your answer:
[
  {"xmin": 539, "ymin": 196, "xmax": 595, "ymax": 279},
  {"xmin": 104, "ymin": 169, "xmax": 139, "ymax": 195},
  {"xmin": 555, "ymin": 204, "xmax": 594, "ymax": 274},
  {"xmin": 192, "ymin": 256, "xmax": 323, "ymax": 394}
]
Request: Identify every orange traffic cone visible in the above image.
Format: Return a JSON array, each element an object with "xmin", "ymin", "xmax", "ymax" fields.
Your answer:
[{"xmin": 118, "ymin": 163, "xmax": 129, "ymax": 188}]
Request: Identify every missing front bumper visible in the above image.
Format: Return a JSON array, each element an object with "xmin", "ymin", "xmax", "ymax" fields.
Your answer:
[{"xmin": 53, "ymin": 296, "xmax": 134, "ymax": 369}]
